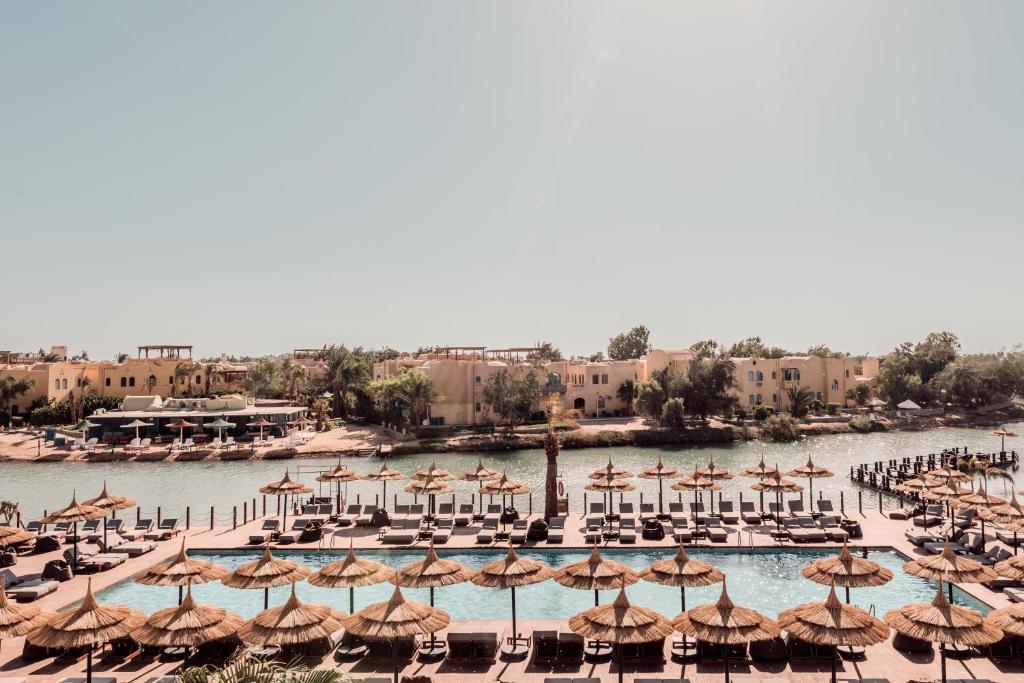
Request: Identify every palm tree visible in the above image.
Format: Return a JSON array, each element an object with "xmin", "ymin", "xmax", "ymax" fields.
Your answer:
[
  {"xmin": 243, "ymin": 359, "xmax": 283, "ymax": 399},
  {"xmin": 281, "ymin": 357, "xmax": 309, "ymax": 400},
  {"xmin": 0, "ymin": 376, "xmax": 34, "ymax": 409},
  {"xmin": 322, "ymin": 346, "xmax": 370, "ymax": 418},
  {"xmin": 985, "ymin": 466, "xmax": 1014, "ymax": 496},
  {"xmin": 395, "ymin": 370, "xmax": 439, "ymax": 427},
  {"xmin": 786, "ymin": 386, "xmax": 815, "ymax": 418},
  {"xmin": 203, "ymin": 363, "xmax": 221, "ymax": 395},
  {"xmin": 173, "ymin": 362, "xmax": 195, "ymax": 398},
  {"xmin": 543, "ymin": 395, "xmax": 580, "ymax": 520},
  {"xmin": 178, "ymin": 655, "xmax": 347, "ymax": 683},
  {"xmin": 616, "ymin": 379, "xmax": 637, "ymax": 415}
]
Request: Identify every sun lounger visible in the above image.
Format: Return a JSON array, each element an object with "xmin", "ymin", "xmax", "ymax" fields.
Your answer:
[
  {"xmin": 510, "ymin": 519, "xmax": 529, "ymax": 544},
  {"xmin": 223, "ymin": 436, "xmax": 236, "ymax": 450},
  {"xmin": 817, "ymin": 499, "xmax": 836, "ymax": 516},
  {"xmin": 144, "ymin": 518, "xmax": 179, "ymax": 541},
  {"xmin": 585, "ymin": 512, "xmax": 604, "ymax": 528},
  {"xmin": 433, "ymin": 518, "xmax": 454, "ymax": 544},
  {"xmin": 107, "ymin": 539, "xmax": 156, "ymax": 557},
  {"xmin": 66, "ymin": 519, "xmax": 101, "ymax": 543},
  {"xmin": 455, "ymin": 503, "xmax": 473, "ymax": 526},
  {"xmin": 82, "ymin": 438, "xmax": 99, "ymax": 453},
  {"xmin": 639, "ymin": 502, "xmax": 657, "ymax": 523},
  {"xmin": 381, "ymin": 518, "xmax": 418, "ymax": 544},
  {"xmin": 769, "ymin": 502, "xmax": 788, "ymax": 523},
  {"xmin": 718, "ymin": 501, "xmax": 739, "ymax": 524},
  {"xmin": 182, "ymin": 438, "xmax": 195, "ymax": 450},
  {"xmin": 672, "ymin": 519, "xmax": 692, "ymax": 543},
  {"xmin": 338, "ymin": 504, "xmax": 361, "ymax": 527},
  {"xmin": 483, "ymin": 504, "xmax": 502, "ymax": 526},
  {"xmin": 795, "ymin": 518, "xmax": 826, "ymax": 542},
  {"xmin": 965, "ymin": 546, "xmax": 1012, "ymax": 566},
  {"xmin": 1006, "ymin": 587, "xmax": 1024, "ymax": 603},
  {"xmin": 437, "ymin": 502, "xmax": 454, "ymax": 524},
  {"xmin": 277, "ymin": 519, "xmax": 312, "ymax": 544},
  {"xmin": 913, "ymin": 504, "xmax": 944, "ymax": 527},
  {"xmin": 589, "ymin": 502, "xmax": 606, "ymax": 517},
  {"xmin": 996, "ymin": 529, "xmax": 1024, "ymax": 546},
  {"xmin": 408, "ymin": 504, "xmax": 425, "ymax": 522},
  {"xmin": 476, "ymin": 519, "xmax": 497, "ymax": 544},
  {"xmin": 584, "ymin": 526, "xmax": 602, "ymax": 544},
  {"xmin": 130, "ymin": 519, "xmax": 154, "ymax": 538},
  {"xmin": 547, "ymin": 516, "xmax": 566, "ymax": 544},
  {"xmin": 618, "ymin": 502, "xmax": 637, "ymax": 526},
  {"xmin": 953, "ymin": 509, "xmax": 976, "ymax": 529},
  {"xmin": 356, "ymin": 505, "xmax": 378, "ymax": 526},
  {"xmin": 690, "ymin": 502, "xmax": 708, "ymax": 524},
  {"xmin": 393, "ymin": 504, "xmax": 410, "ymax": 521},
  {"xmin": 249, "ymin": 519, "xmax": 280, "ymax": 544},
  {"xmin": 669, "ymin": 502, "xmax": 687, "ymax": 525},
  {"xmin": 787, "ymin": 500, "xmax": 812, "ymax": 519},
  {"xmin": 904, "ymin": 529, "xmax": 941, "ymax": 546},
  {"xmin": 888, "ymin": 507, "xmax": 915, "ymax": 520},
  {"xmin": 4, "ymin": 579, "xmax": 57, "ymax": 603},
  {"xmin": 740, "ymin": 501, "xmax": 761, "ymax": 524},
  {"xmin": 618, "ymin": 517, "xmax": 638, "ymax": 543},
  {"xmin": 703, "ymin": 517, "xmax": 728, "ymax": 542},
  {"xmin": 77, "ymin": 554, "xmax": 126, "ymax": 572},
  {"xmin": 818, "ymin": 516, "xmax": 848, "ymax": 542}
]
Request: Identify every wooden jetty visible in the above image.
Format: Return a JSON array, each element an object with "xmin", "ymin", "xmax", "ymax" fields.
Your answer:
[{"xmin": 850, "ymin": 446, "xmax": 1018, "ymax": 493}]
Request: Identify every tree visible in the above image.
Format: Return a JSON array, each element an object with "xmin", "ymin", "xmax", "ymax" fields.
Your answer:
[
  {"xmin": 616, "ymin": 379, "xmax": 637, "ymax": 415},
  {"xmin": 115, "ymin": 352, "xmax": 129, "ymax": 364},
  {"xmin": 0, "ymin": 376, "xmax": 34, "ymax": 409},
  {"xmin": 689, "ymin": 339, "xmax": 720, "ymax": 359},
  {"xmin": 607, "ymin": 325, "xmax": 652, "ymax": 360},
  {"xmin": 173, "ymin": 362, "xmax": 197, "ymax": 397},
  {"xmin": 806, "ymin": 344, "xmax": 848, "ymax": 358},
  {"xmin": 527, "ymin": 341, "xmax": 563, "ymax": 363},
  {"xmin": 542, "ymin": 397, "xmax": 580, "ymax": 520},
  {"xmin": 786, "ymin": 386, "xmax": 815, "ymax": 418},
  {"xmin": 677, "ymin": 355, "xmax": 736, "ymax": 420},
  {"xmin": 915, "ymin": 331, "xmax": 961, "ymax": 384},
  {"xmin": 482, "ymin": 370, "xmax": 540, "ymax": 432},
  {"xmin": 660, "ymin": 398, "xmax": 687, "ymax": 431},
  {"xmin": 145, "ymin": 375, "xmax": 157, "ymax": 395},
  {"xmin": 394, "ymin": 370, "xmax": 439, "ymax": 427},
  {"xmin": 634, "ymin": 378, "xmax": 666, "ymax": 419},
  {"xmin": 244, "ymin": 358, "xmax": 283, "ymax": 399},
  {"xmin": 321, "ymin": 346, "xmax": 372, "ymax": 418},
  {"xmin": 845, "ymin": 382, "xmax": 872, "ymax": 406},
  {"xmin": 726, "ymin": 337, "xmax": 788, "ymax": 359},
  {"xmin": 877, "ymin": 344, "xmax": 926, "ymax": 406},
  {"xmin": 281, "ymin": 357, "xmax": 309, "ymax": 400},
  {"xmin": 587, "ymin": 352, "xmax": 605, "ymax": 362},
  {"xmin": 762, "ymin": 413, "xmax": 801, "ymax": 442},
  {"xmin": 203, "ymin": 363, "xmax": 222, "ymax": 395}
]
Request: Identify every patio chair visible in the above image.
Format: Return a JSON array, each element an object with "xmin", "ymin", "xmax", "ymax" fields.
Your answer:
[
  {"xmin": 672, "ymin": 518, "xmax": 692, "ymax": 544},
  {"xmin": 476, "ymin": 518, "xmax": 497, "ymax": 544},
  {"xmin": 265, "ymin": 435, "xmax": 275, "ymax": 447},
  {"xmin": 703, "ymin": 517, "xmax": 728, "ymax": 543},
  {"xmin": 740, "ymin": 501, "xmax": 761, "ymax": 524},
  {"xmin": 338, "ymin": 504, "xmax": 361, "ymax": 527},
  {"xmin": 455, "ymin": 504, "xmax": 473, "ymax": 526},
  {"xmin": 510, "ymin": 519, "xmax": 529, "ymax": 544},
  {"xmin": 787, "ymin": 499, "xmax": 812, "ymax": 519},
  {"xmin": 718, "ymin": 500, "xmax": 739, "ymax": 524},
  {"xmin": 433, "ymin": 518, "xmax": 454, "ymax": 544},
  {"xmin": 223, "ymin": 436, "xmax": 236, "ymax": 450},
  {"xmin": 585, "ymin": 511, "xmax": 604, "ymax": 528},
  {"xmin": 210, "ymin": 437, "xmax": 222, "ymax": 449},
  {"xmin": 355, "ymin": 505, "xmax": 377, "ymax": 526},
  {"xmin": 83, "ymin": 438, "xmax": 99, "ymax": 453},
  {"xmin": 170, "ymin": 438, "xmax": 182, "ymax": 451},
  {"xmin": 547, "ymin": 516, "xmax": 566, "ymax": 544},
  {"xmin": 144, "ymin": 519, "xmax": 179, "ymax": 541},
  {"xmin": 639, "ymin": 502, "xmax": 657, "ymax": 523},
  {"xmin": 618, "ymin": 517, "xmax": 638, "ymax": 543},
  {"xmin": 249, "ymin": 519, "xmax": 280, "ymax": 544}
]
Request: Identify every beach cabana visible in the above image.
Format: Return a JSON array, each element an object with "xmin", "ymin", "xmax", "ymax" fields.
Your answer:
[
  {"xmin": 638, "ymin": 456, "xmax": 680, "ymax": 515},
  {"xmin": 308, "ymin": 540, "xmax": 396, "ymax": 613},
  {"xmin": 342, "ymin": 584, "xmax": 449, "ymax": 683},
  {"xmin": 884, "ymin": 582, "xmax": 1001, "ymax": 683},
  {"xmin": 26, "ymin": 579, "xmax": 145, "ymax": 683},
  {"xmin": 221, "ymin": 544, "xmax": 311, "ymax": 609},
  {"xmin": 470, "ymin": 546, "xmax": 552, "ymax": 657},
  {"xmin": 397, "ymin": 543, "xmax": 475, "ymax": 655},
  {"xmin": 778, "ymin": 584, "xmax": 890, "ymax": 683},
  {"xmin": 569, "ymin": 586, "xmax": 674, "ymax": 683},
  {"xmin": 132, "ymin": 582, "xmax": 244, "ymax": 651},
  {"xmin": 801, "ymin": 541, "xmax": 893, "ymax": 603},
  {"xmin": 134, "ymin": 538, "xmax": 230, "ymax": 604},
  {"xmin": 259, "ymin": 470, "xmax": 311, "ymax": 530}
]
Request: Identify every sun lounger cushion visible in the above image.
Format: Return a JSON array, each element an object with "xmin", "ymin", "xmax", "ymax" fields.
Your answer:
[{"xmin": 6, "ymin": 579, "xmax": 58, "ymax": 602}]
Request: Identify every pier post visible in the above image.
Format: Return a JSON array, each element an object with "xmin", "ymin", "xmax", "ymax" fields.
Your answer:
[
  {"xmin": 858, "ymin": 491, "xmax": 863, "ymax": 515},
  {"xmin": 252, "ymin": 498, "xmax": 256, "ymax": 520},
  {"xmin": 136, "ymin": 508, "xmax": 140, "ymax": 524},
  {"xmin": 209, "ymin": 506, "xmax": 214, "ymax": 530},
  {"xmin": 529, "ymin": 494, "xmax": 532, "ymax": 516},
  {"xmin": 583, "ymin": 493, "xmax": 588, "ymax": 512},
  {"xmin": 840, "ymin": 491, "xmax": 844, "ymax": 515},
  {"xmin": 233, "ymin": 506, "xmax": 237, "ymax": 530},
  {"xmin": 243, "ymin": 502, "xmax": 248, "ymax": 524},
  {"xmin": 878, "ymin": 493, "xmax": 883, "ymax": 515},
  {"xmin": 157, "ymin": 506, "xmax": 162, "ymax": 526},
  {"xmin": 262, "ymin": 495, "xmax": 266, "ymax": 516},
  {"xmin": 356, "ymin": 494, "xmax": 360, "ymax": 505},
  {"xmin": 186, "ymin": 506, "xmax": 190, "ymax": 530}
]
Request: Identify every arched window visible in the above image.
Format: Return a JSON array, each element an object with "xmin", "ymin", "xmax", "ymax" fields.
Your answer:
[
  {"xmin": 831, "ymin": 379, "xmax": 839, "ymax": 391},
  {"xmin": 129, "ymin": 376, "xmax": 136, "ymax": 387},
  {"xmin": 54, "ymin": 379, "xmax": 60, "ymax": 390},
  {"xmin": 120, "ymin": 377, "xmax": 127, "ymax": 387},
  {"xmin": 756, "ymin": 371, "xmax": 764, "ymax": 381},
  {"xmin": 61, "ymin": 379, "xmax": 67, "ymax": 390},
  {"xmin": 747, "ymin": 371, "xmax": 754, "ymax": 381},
  {"xmin": 598, "ymin": 396, "xmax": 606, "ymax": 409}
]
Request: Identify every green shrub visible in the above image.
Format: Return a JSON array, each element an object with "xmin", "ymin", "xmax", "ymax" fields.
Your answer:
[
  {"xmin": 753, "ymin": 405, "xmax": 774, "ymax": 421},
  {"xmin": 659, "ymin": 398, "xmax": 687, "ymax": 431},
  {"xmin": 733, "ymin": 406, "xmax": 748, "ymax": 420},
  {"xmin": 826, "ymin": 402, "xmax": 841, "ymax": 416},
  {"xmin": 809, "ymin": 400, "xmax": 825, "ymax": 413},
  {"xmin": 849, "ymin": 414, "xmax": 886, "ymax": 432},
  {"xmin": 761, "ymin": 413, "xmax": 801, "ymax": 442}
]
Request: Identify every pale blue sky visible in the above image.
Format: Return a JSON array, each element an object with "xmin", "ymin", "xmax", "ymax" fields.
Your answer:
[{"xmin": 2, "ymin": 2, "xmax": 1022, "ymax": 360}]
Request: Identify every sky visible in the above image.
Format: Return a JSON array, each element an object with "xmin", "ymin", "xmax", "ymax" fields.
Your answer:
[{"xmin": 2, "ymin": 2, "xmax": 1022, "ymax": 360}]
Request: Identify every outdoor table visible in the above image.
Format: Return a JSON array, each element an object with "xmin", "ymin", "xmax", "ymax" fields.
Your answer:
[
  {"xmin": 584, "ymin": 639, "xmax": 613, "ymax": 660},
  {"xmin": 602, "ymin": 529, "xmax": 620, "ymax": 541},
  {"xmin": 501, "ymin": 632, "xmax": 531, "ymax": 658},
  {"xmin": 417, "ymin": 529, "xmax": 433, "ymax": 541}
]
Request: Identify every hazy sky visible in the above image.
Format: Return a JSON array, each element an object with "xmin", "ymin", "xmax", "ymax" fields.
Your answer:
[{"xmin": 2, "ymin": 2, "xmax": 1022, "ymax": 360}]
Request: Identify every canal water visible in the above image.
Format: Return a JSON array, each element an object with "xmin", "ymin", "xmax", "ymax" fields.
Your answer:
[{"xmin": 1, "ymin": 422, "xmax": 1020, "ymax": 522}]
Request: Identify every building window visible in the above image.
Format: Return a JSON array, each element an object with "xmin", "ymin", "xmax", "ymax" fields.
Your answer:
[
  {"xmin": 129, "ymin": 377, "xmax": 136, "ymax": 387},
  {"xmin": 598, "ymin": 396, "xmax": 606, "ymax": 409},
  {"xmin": 195, "ymin": 375, "xmax": 202, "ymax": 384},
  {"xmin": 831, "ymin": 379, "xmax": 839, "ymax": 391},
  {"xmin": 747, "ymin": 371, "xmax": 754, "ymax": 381},
  {"xmin": 747, "ymin": 395, "xmax": 755, "ymax": 405},
  {"xmin": 475, "ymin": 376, "xmax": 481, "ymax": 385},
  {"xmin": 169, "ymin": 376, "xmax": 174, "ymax": 384},
  {"xmin": 592, "ymin": 374, "xmax": 599, "ymax": 385},
  {"xmin": 61, "ymin": 379, "xmax": 67, "ymax": 390},
  {"xmin": 816, "ymin": 392, "xmax": 823, "ymax": 400},
  {"xmin": 772, "ymin": 394, "xmax": 778, "ymax": 404},
  {"xmin": 783, "ymin": 368, "xmax": 800, "ymax": 382},
  {"xmin": 54, "ymin": 380, "xmax": 60, "ymax": 390},
  {"xmin": 756, "ymin": 394, "xmax": 762, "ymax": 404},
  {"xmin": 771, "ymin": 371, "xmax": 777, "ymax": 380},
  {"xmin": 475, "ymin": 402, "xmax": 481, "ymax": 412},
  {"xmin": 105, "ymin": 378, "xmax": 111, "ymax": 387},
  {"xmin": 120, "ymin": 377, "xmax": 127, "ymax": 387},
  {"xmin": 601, "ymin": 374, "xmax": 608, "ymax": 384},
  {"xmin": 756, "ymin": 371, "xmax": 764, "ymax": 381}
]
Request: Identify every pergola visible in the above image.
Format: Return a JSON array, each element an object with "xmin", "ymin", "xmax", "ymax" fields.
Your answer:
[{"xmin": 137, "ymin": 345, "xmax": 193, "ymax": 359}]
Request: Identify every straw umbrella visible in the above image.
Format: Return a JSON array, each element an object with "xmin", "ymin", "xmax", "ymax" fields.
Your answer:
[
  {"xmin": 164, "ymin": 418, "xmax": 198, "ymax": 447},
  {"xmin": 238, "ymin": 583, "xmax": 346, "ymax": 652},
  {"xmin": 987, "ymin": 603, "xmax": 1024, "ymax": 640},
  {"xmin": 739, "ymin": 455, "xmax": 779, "ymax": 514},
  {"xmin": 259, "ymin": 469, "xmax": 312, "ymax": 531},
  {"xmin": 589, "ymin": 457, "xmax": 633, "ymax": 481},
  {"xmin": 41, "ymin": 492, "xmax": 106, "ymax": 565},
  {"xmin": 555, "ymin": 545, "xmax": 639, "ymax": 606},
  {"xmin": 221, "ymin": 544, "xmax": 311, "ymax": 609},
  {"xmin": 461, "ymin": 458, "xmax": 499, "ymax": 516},
  {"xmin": 316, "ymin": 461, "xmax": 361, "ymax": 514},
  {"xmin": 751, "ymin": 469, "xmax": 804, "ymax": 533},
  {"xmin": 991, "ymin": 426, "xmax": 1018, "ymax": 453},
  {"xmin": 0, "ymin": 526, "xmax": 34, "ymax": 549},
  {"xmin": 638, "ymin": 456, "xmax": 680, "ymax": 516},
  {"xmin": 694, "ymin": 457, "xmax": 733, "ymax": 516},
  {"xmin": 363, "ymin": 460, "xmax": 406, "ymax": 512},
  {"xmin": 470, "ymin": 545, "xmax": 552, "ymax": 657},
  {"xmin": 639, "ymin": 543, "xmax": 723, "ymax": 655},
  {"xmin": 343, "ymin": 584, "xmax": 449, "ymax": 683},
  {"xmin": 479, "ymin": 473, "xmax": 530, "ymax": 533},
  {"xmin": 956, "ymin": 479, "xmax": 1004, "ymax": 553},
  {"xmin": 995, "ymin": 553, "xmax": 1024, "ymax": 584},
  {"xmin": 672, "ymin": 473, "xmax": 720, "ymax": 532},
  {"xmin": 247, "ymin": 417, "xmax": 274, "ymax": 443},
  {"xmin": 0, "ymin": 576, "xmax": 53, "ymax": 656},
  {"xmin": 801, "ymin": 541, "xmax": 893, "ymax": 603},
  {"xmin": 586, "ymin": 473, "xmax": 636, "ymax": 518},
  {"xmin": 204, "ymin": 417, "xmax": 234, "ymax": 444},
  {"xmin": 404, "ymin": 472, "xmax": 454, "ymax": 522},
  {"xmin": 27, "ymin": 578, "xmax": 145, "ymax": 683},
  {"xmin": 672, "ymin": 580, "xmax": 781, "ymax": 683},
  {"xmin": 927, "ymin": 466, "xmax": 972, "ymax": 483},
  {"xmin": 397, "ymin": 543, "xmax": 476, "ymax": 653},
  {"xmin": 884, "ymin": 582, "xmax": 1002, "ymax": 683},
  {"xmin": 132, "ymin": 582, "xmax": 244, "ymax": 651},
  {"xmin": 985, "ymin": 492, "xmax": 1024, "ymax": 554},
  {"xmin": 903, "ymin": 541, "xmax": 997, "ymax": 602},
  {"xmin": 569, "ymin": 586, "xmax": 674, "ymax": 683},
  {"xmin": 412, "ymin": 460, "xmax": 455, "ymax": 481},
  {"xmin": 786, "ymin": 455, "xmax": 834, "ymax": 509},
  {"xmin": 120, "ymin": 418, "xmax": 153, "ymax": 440},
  {"xmin": 83, "ymin": 481, "xmax": 136, "ymax": 549},
  {"xmin": 778, "ymin": 584, "xmax": 890, "ymax": 683},
  {"xmin": 923, "ymin": 478, "xmax": 973, "ymax": 533},
  {"xmin": 134, "ymin": 538, "xmax": 230, "ymax": 604},
  {"xmin": 308, "ymin": 540, "xmax": 396, "ymax": 613},
  {"xmin": 894, "ymin": 473, "xmax": 944, "ymax": 526}
]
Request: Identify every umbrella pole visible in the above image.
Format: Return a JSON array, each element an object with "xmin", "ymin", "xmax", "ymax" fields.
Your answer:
[
  {"xmin": 724, "ymin": 643, "xmax": 730, "ymax": 683},
  {"xmin": 73, "ymin": 522, "xmax": 79, "ymax": 566},
  {"xmin": 948, "ymin": 581, "xmax": 954, "ymax": 603},
  {"xmin": 178, "ymin": 585, "xmax": 183, "ymax": 605},
  {"xmin": 511, "ymin": 585, "xmax": 518, "ymax": 650},
  {"xmin": 844, "ymin": 586, "xmax": 850, "ymax": 604},
  {"xmin": 264, "ymin": 587, "xmax": 269, "ymax": 610},
  {"xmin": 658, "ymin": 478, "xmax": 664, "ymax": 515},
  {"xmin": 940, "ymin": 642, "xmax": 947, "ymax": 683},
  {"xmin": 87, "ymin": 643, "xmax": 93, "ymax": 683},
  {"xmin": 831, "ymin": 649, "xmax": 837, "ymax": 683},
  {"xmin": 350, "ymin": 586, "xmax": 354, "ymax": 614},
  {"xmin": 617, "ymin": 642, "xmax": 624, "ymax": 683},
  {"xmin": 594, "ymin": 588, "xmax": 599, "ymax": 607},
  {"xmin": 679, "ymin": 586, "xmax": 687, "ymax": 650},
  {"xmin": 392, "ymin": 640, "xmax": 399, "ymax": 683}
]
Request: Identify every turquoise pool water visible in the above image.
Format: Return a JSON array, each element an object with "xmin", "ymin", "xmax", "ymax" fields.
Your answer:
[{"xmin": 96, "ymin": 547, "xmax": 990, "ymax": 620}]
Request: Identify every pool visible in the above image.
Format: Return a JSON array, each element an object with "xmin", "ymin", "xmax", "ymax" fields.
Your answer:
[{"xmin": 96, "ymin": 547, "xmax": 990, "ymax": 620}]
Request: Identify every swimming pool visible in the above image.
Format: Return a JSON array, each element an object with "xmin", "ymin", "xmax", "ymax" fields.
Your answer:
[{"xmin": 96, "ymin": 547, "xmax": 990, "ymax": 620}]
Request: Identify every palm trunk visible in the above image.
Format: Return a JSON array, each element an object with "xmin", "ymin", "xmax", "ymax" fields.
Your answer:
[{"xmin": 544, "ymin": 429, "xmax": 559, "ymax": 520}]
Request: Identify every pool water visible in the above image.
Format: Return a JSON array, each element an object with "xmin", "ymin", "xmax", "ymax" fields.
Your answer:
[{"xmin": 96, "ymin": 547, "xmax": 990, "ymax": 620}]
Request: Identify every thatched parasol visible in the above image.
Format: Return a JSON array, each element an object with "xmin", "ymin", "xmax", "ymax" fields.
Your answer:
[
  {"xmin": 259, "ymin": 470, "xmax": 312, "ymax": 530},
  {"xmin": 0, "ymin": 526, "xmax": 34, "ymax": 549},
  {"xmin": 586, "ymin": 473, "xmax": 636, "ymax": 516},
  {"xmin": 672, "ymin": 580, "xmax": 780, "ymax": 683},
  {"xmin": 342, "ymin": 584, "xmax": 450, "ymax": 683},
  {"xmin": 751, "ymin": 469, "xmax": 804, "ymax": 532},
  {"xmin": 926, "ymin": 466, "xmax": 972, "ymax": 483},
  {"xmin": 238, "ymin": 583, "xmax": 346, "ymax": 647},
  {"xmin": 470, "ymin": 546, "xmax": 552, "ymax": 657},
  {"xmin": 308, "ymin": 540, "xmax": 396, "ymax": 613},
  {"xmin": 638, "ymin": 456, "xmax": 680, "ymax": 515},
  {"xmin": 568, "ymin": 586, "xmax": 674, "ymax": 683},
  {"xmin": 956, "ymin": 479, "xmax": 1005, "ymax": 553},
  {"xmin": 412, "ymin": 460, "xmax": 455, "ymax": 481},
  {"xmin": 987, "ymin": 603, "xmax": 1024, "ymax": 638},
  {"xmin": 903, "ymin": 542, "xmax": 997, "ymax": 602},
  {"xmin": 42, "ymin": 492, "xmax": 106, "ymax": 565},
  {"xmin": 555, "ymin": 545, "xmax": 639, "ymax": 606},
  {"xmin": 995, "ymin": 553, "xmax": 1024, "ymax": 582},
  {"xmin": 404, "ymin": 472, "xmax": 454, "ymax": 519},
  {"xmin": 363, "ymin": 460, "xmax": 406, "ymax": 511},
  {"xmin": 696, "ymin": 456, "xmax": 734, "ymax": 480},
  {"xmin": 461, "ymin": 459, "xmax": 500, "ymax": 514},
  {"xmin": 316, "ymin": 461, "xmax": 361, "ymax": 512},
  {"xmin": 739, "ymin": 456, "xmax": 779, "ymax": 479},
  {"xmin": 671, "ymin": 472, "xmax": 720, "ymax": 526},
  {"xmin": 884, "ymin": 582, "xmax": 1002, "ymax": 683},
  {"xmin": 221, "ymin": 544, "xmax": 311, "ymax": 609},
  {"xmin": 397, "ymin": 543, "xmax": 475, "ymax": 652},
  {"xmin": 786, "ymin": 455, "xmax": 834, "ymax": 506},
  {"xmin": 0, "ymin": 576, "xmax": 53, "ymax": 654},
  {"xmin": 134, "ymin": 538, "xmax": 230, "ymax": 604},
  {"xmin": 82, "ymin": 481, "xmax": 137, "ymax": 548},
  {"xmin": 801, "ymin": 541, "xmax": 893, "ymax": 603},
  {"xmin": 589, "ymin": 457, "xmax": 633, "ymax": 480},
  {"xmin": 639, "ymin": 543, "xmax": 723, "ymax": 654},
  {"xmin": 991, "ymin": 426, "xmax": 1018, "ymax": 453},
  {"xmin": 778, "ymin": 584, "xmax": 890, "ymax": 683},
  {"xmin": 132, "ymin": 583, "xmax": 244, "ymax": 649},
  {"xmin": 479, "ymin": 472, "xmax": 530, "ymax": 530},
  {"xmin": 27, "ymin": 578, "xmax": 145, "ymax": 683}
]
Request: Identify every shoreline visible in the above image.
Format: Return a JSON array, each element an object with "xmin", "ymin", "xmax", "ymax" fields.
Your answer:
[{"xmin": 1, "ymin": 406, "xmax": 1021, "ymax": 464}]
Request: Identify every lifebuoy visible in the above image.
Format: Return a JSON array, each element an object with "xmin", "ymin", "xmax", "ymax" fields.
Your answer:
[{"xmin": 557, "ymin": 481, "xmax": 565, "ymax": 497}]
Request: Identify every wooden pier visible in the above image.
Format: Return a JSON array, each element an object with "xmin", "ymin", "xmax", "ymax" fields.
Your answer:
[{"xmin": 850, "ymin": 446, "xmax": 1018, "ymax": 493}]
